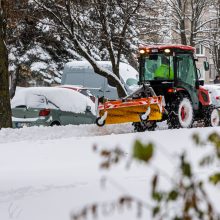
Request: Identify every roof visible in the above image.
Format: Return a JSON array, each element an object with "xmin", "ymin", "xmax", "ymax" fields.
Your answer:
[{"xmin": 139, "ymin": 44, "xmax": 195, "ymax": 52}]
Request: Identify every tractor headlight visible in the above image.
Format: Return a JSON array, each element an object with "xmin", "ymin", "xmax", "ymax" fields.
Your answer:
[{"xmin": 164, "ymin": 48, "xmax": 171, "ymax": 53}]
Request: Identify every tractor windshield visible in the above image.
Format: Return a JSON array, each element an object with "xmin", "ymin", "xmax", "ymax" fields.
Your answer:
[{"xmin": 143, "ymin": 54, "xmax": 174, "ymax": 81}]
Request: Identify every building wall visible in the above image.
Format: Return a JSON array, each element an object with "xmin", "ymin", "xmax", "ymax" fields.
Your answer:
[
  {"xmin": 195, "ymin": 5, "xmax": 219, "ymax": 84},
  {"xmin": 170, "ymin": 2, "xmax": 218, "ymax": 84}
]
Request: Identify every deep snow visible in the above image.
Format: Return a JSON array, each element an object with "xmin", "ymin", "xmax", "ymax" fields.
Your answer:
[{"xmin": 0, "ymin": 124, "xmax": 220, "ymax": 220}]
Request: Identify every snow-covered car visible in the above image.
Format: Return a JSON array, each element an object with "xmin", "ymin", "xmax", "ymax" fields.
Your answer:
[
  {"xmin": 11, "ymin": 87, "xmax": 96, "ymax": 128},
  {"xmin": 203, "ymin": 84, "xmax": 220, "ymax": 108},
  {"xmin": 58, "ymin": 85, "xmax": 96, "ymax": 102}
]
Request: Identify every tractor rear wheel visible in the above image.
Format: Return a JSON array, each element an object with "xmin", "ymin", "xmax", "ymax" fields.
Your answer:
[
  {"xmin": 167, "ymin": 96, "xmax": 194, "ymax": 129},
  {"xmin": 203, "ymin": 106, "xmax": 220, "ymax": 127}
]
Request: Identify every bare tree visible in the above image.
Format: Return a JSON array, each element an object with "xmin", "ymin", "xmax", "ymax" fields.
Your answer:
[
  {"xmin": 138, "ymin": 0, "xmax": 172, "ymax": 44},
  {"xmin": 206, "ymin": 0, "xmax": 220, "ymax": 76},
  {"xmin": 6, "ymin": 0, "xmax": 30, "ymax": 98},
  {"xmin": 164, "ymin": 0, "xmax": 212, "ymax": 46},
  {"xmin": 31, "ymin": 0, "xmax": 147, "ymax": 97},
  {"xmin": 161, "ymin": 0, "xmax": 220, "ymax": 77},
  {"xmin": 0, "ymin": 0, "xmax": 12, "ymax": 128}
]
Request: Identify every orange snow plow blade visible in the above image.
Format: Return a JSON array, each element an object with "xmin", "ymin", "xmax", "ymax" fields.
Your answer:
[{"xmin": 96, "ymin": 96, "xmax": 164, "ymax": 126}]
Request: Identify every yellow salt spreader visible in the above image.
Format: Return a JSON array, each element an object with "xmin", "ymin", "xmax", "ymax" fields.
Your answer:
[{"xmin": 95, "ymin": 89, "xmax": 165, "ymax": 130}]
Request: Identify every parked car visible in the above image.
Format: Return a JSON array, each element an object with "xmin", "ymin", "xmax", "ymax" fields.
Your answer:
[
  {"xmin": 11, "ymin": 87, "xmax": 96, "ymax": 128},
  {"xmin": 61, "ymin": 61, "xmax": 139, "ymax": 99},
  {"xmin": 58, "ymin": 85, "xmax": 96, "ymax": 102},
  {"xmin": 203, "ymin": 84, "xmax": 220, "ymax": 108}
]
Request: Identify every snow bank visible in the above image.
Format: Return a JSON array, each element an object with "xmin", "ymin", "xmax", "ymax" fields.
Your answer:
[
  {"xmin": 0, "ymin": 125, "xmax": 220, "ymax": 220},
  {"xmin": 0, "ymin": 123, "xmax": 134, "ymax": 144},
  {"xmin": 0, "ymin": 121, "xmax": 169, "ymax": 144}
]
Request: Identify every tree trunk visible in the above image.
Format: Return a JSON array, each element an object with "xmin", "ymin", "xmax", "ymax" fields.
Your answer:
[
  {"xmin": 9, "ymin": 64, "xmax": 20, "ymax": 99},
  {"xmin": 0, "ymin": 0, "xmax": 12, "ymax": 129},
  {"xmin": 218, "ymin": 47, "xmax": 220, "ymax": 75},
  {"xmin": 218, "ymin": 0, "xmax": 220, "ymax": 75},
  {"xmin": 180, "ymin": 19, "xmax": 187, "ymax": 45}
]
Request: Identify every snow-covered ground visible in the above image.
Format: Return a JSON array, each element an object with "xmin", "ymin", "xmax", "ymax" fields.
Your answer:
[{"xmin": 0, "ymin": 124, "xmax": 220, "ymax": 220}]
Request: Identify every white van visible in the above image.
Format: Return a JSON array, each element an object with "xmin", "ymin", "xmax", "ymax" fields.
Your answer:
[{"xmin": 61, "ymin": 61, "xmax": 139, "ymax": 99}]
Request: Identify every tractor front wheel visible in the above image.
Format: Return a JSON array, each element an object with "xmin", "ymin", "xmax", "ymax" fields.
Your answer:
[{"xmin": 168, "ymin": 96, "xmax": 194, "ymax": 129}]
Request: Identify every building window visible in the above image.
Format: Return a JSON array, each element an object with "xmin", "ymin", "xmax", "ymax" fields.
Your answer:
[{"xmin": 196, "ymin": 44, "xmax": 205, "ymax": 56}]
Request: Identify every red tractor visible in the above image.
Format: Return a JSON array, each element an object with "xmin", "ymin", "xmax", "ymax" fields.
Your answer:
[
  {"xmin": 132, "ymin": 44, "xmax": 219, "ymax": 131},
  {"xmin": 96, "ymin": 44, "xmax": 219, "ymax": 131}
]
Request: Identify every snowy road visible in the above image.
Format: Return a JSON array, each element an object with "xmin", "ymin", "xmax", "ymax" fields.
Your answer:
[
  {"xmin": 0, "ymin": 122, "xmax": 169, "ymax": 144},
  {"xmin": 0, "ymin": 123, "xmax": 135, "ymax": 143},
  {"xmin": 0, "ymin": 124, "xmax": 220, "ymax": 220}
]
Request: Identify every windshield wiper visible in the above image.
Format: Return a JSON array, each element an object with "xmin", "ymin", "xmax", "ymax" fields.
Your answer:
[{"xmin": 34, "ymin": 94, "xmax": 60, "ymax": 109}]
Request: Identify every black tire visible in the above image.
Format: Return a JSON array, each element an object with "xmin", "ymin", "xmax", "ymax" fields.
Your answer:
[
  {"xmin": 203, "ymin": 106, "xmax": 220, "ymax": 127},
  {"xmin": 132, "ymin": 121, "xmax": 157, "ymax": 132},
  {"xmin": 96, "ymin": 117, "xmax": 106, "ymax": 127},
  {"xmin": 50, "ymin": 121, "xmax": 61, "ymax": 126},
  {"xmin": 167, "ymin": 96, "xmax": 194, "ymax": 129}
]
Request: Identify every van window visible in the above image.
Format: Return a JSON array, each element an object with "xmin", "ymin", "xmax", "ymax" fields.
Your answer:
[
  {"xmin": 62, "ymin": 68, "xmax": 85, "ymax": 86},
  {"xmin": 83, "ymin": 69, "xmax": 105, "ymax": 88},
  {"xmin": 126, "ymin": 78, "xmax": 138, "ymax": 86}
]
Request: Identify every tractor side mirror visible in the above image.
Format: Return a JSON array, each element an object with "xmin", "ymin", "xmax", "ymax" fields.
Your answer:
[
  {"xmin": 199, "ymin": 80, "xmax": 204, "ymax": 86},
  {"xmin": 197, "ymin": 68, "xmax": 202, "ymax": 79},
  {"xmin": 204, "ymin": 61, "xmax": 209, "ymax": 71}
]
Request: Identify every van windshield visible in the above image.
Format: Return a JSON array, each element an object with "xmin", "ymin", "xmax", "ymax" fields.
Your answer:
[{"xmin": 126, "ymin": 78, "xmax": 138, "ymax": 86}]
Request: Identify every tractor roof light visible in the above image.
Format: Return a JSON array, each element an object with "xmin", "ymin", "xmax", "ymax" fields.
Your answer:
[
  {"xmin": 164, "ymin": 48, "xmax": 171, "ymax": 54},
  {"xmin": 139, "ymin": 49, "xmax": 145, "ymax": 54},
  {"xmin": 151, "ymin": 49, "xmax": 158, "ymax": 53}
]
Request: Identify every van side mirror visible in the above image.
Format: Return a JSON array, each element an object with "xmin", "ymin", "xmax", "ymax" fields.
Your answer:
[
  {"xmin": 86, "ymin": 106, "xmax": 91, "ymax": 112},
  {"xmin": 204, "ymin": 61, "xmax": 209, "ymax": 71}
]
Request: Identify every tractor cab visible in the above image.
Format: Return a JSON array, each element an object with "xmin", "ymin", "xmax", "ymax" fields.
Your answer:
[{"xmin": 138, "ymin": 45, "xmax": 206, "ymax": 110}]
